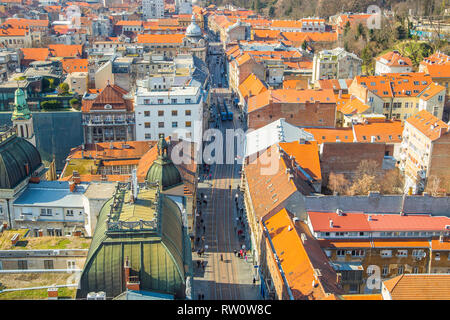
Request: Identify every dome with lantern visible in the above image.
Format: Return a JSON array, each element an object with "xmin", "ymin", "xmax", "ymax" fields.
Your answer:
[{"xmin": 185, "ymin": 14, "xmax": 202, "ymax": 38}]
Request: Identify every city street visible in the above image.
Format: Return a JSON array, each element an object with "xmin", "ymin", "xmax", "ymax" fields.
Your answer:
[{"xmin": 192, "ymin": 53, "xmax": 259, "ymax": 300}]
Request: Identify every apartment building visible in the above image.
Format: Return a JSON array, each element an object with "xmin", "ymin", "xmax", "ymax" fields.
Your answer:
[
  {"xmin": 269, "ymin": 18, "xmax": 327, "ymax": 33},
  {"xmin": 0, "ymin": 27, "xmax": 32, "ymax": 48},
  {"xmin": 419, "ymin": 52, "xmax": 450, "ymax": 98},
  {"xmin": 81, "ymin": 84, "xmax": 135, "ymax": 144},
  {"xmin": 349, "ymin": 73, "xmax": 446, "ymax": 121},
  {"xmin": 375, "ymin": 51, "xmax": 413, "ymax": 75},
  {"xmin": 134, "ymin": 80, "xmax": 204, "ymax": 143},
  {"xmin": 142, "ymin": 0, "xmax": 164, "ymax": 19},
  {"xmin": 312, "ymin": 48, "xmax": 362, "ymax": 83},
  {"xmin": 400, "ymin": 110, "xmax": 450, "ymax": 194},
  {"xmin": 307, "ymin": 210, "xmax": 450, "ymax": 294}
]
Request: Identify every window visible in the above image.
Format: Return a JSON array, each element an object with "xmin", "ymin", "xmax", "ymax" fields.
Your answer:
[
  {"xmin": 337, "ymin": 250, "xmax": 346, "ymax": 257},
  {"xmin": 172, "ymin": 122, "xmax": 178, "ymax": 128},
  {"xmin": 185, "ymin": 121, "xmax": 192, "ymax": 128},
  {"xmin": 40, "ymin": 208, "xmax": 52, "ymax": 216},
  {"xmin": 435, "ymin": 253, "xmax": 441, "ymax": 261},
  {"xmin": 144, "ymin": 99, "xmax": 151, "ymax": 105},
  {"xmin": 438, "ymin": 95, "xmax": 443, "ymax": 101},
  {"xmin": 381, "ymin": 250, "xmax": 392, "ymax": 258},
  {"xmin": 66, "ymin": 210, "xmax": 74, "ymax": 217},
  {"xmin": 158, "ymin": 122, "xmax": 164, "ymax": 128},
  {"xmin": 144, "ymin": 111, "xmax": 150, "ymax": 117},
  {"xmin": 44, "ymin": 260, "xmax": 54, "ymax": 270},
  {"xmin": 412, "ymin": 250, "xmax": 424, "ymax": 258},
  {"xmin": 47, "ymin": 228, "xmax": 55, "ymax": 236},
  {"xmin": 185, "ymin": 110, "xmax": 191, "ymax": 116},
  {"xmin": 55, "ymin": 229, "xmax": 62, "ymax": 237},
  {"xmin": 158, "ymin": 110, "xmax": 164, "ymax": 116},
  {"xmin": 145, "ymin": 133, "xmax": 151, "ymax": 140},
  {"xmin": 172, "ymin": 110, "xmax": 178, "ymax": 116},
  {"xmin": 324, "ymin": 250, "xmax": 331, "ymax": 257},
  {"xmin": 351, "ymin": 250, "xmax": 365, "ymax": 257},
  {"xmin": 185, "ymin": 98, "xmax": 191, "ymax": 104},
  {"xmin": 397, "ymin": 265, "xmax": 404, "ymax": 275},
  {"xmin": 67, "ymin": 260, "xmax": 76, "ymax": 270},
  {"xmin": 413, "ymin": 266, "xmax": 419, "ymax": 274},
  {"xmin": 397, "ymin": 250, "xmax": 408, "ymax": 257},
  {"xmin": 0, "ymin": 204, "xmax": 2, "ymax": 215},
  {"xmin": 144, "ymin": 122, "xmax": 151, "ymax": 128},
  {"xmin": 18, "ymin": 260, "xmax": 28, "ymax": 270},
  {"xmin": 382, "ymin": 265, "xmax": 389, "ymax": 277},
  {"xmin": 158, "ymin": 99, "xmax": 164, "ymax": 104},
  {"xmin": 171, "ymin": 98, "xmax": 177, "ymax": 104}
]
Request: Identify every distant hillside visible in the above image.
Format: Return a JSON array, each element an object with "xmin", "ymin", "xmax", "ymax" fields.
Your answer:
[{"xmin": 205, "ymin": 0, "xmax": 447, "ymax": 19}]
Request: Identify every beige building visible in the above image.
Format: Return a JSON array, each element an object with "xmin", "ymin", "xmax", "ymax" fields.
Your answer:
[
  {"xmin": 400, "ymin": 110, "xmax": 450, "ymax": 194},
  {"xmin": 0, "ymin": 28, "xmax": 32, "ymax": 48},
  {"xmin": 65, "ymin": 72, "xmax": 88, "ymax": 96},
  {"xmin": 349, "ymin": 73, "xmax": 446, "ymax": 122}
]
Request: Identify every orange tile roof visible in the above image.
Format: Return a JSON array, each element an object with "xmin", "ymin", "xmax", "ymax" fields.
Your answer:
[
  {"xmin": 20, "ymin": 48, "xmax": 50, "ymax": 62},
  {"xmin": 376, "ymin": 51, "xmax": 412, "ymax": 67},
  {"xmin": 304, "ymin": 127, "xmax": 354, "ymax": 144},
  {"xmin": 405, "ymin": 110, "xmax": 449, "ymax": 141},
  {"xmin": 335, "ymin": 93, "xmax": 351, "ymax": 111},
  {"xmin": 2, "ymin": 18, "xmax": 49, "ymax": 28},
  {"xmin": 383, "ymin": 274, "xmax": 450, "ymax": 300},
  {"xmin": 281, "ymin": 32, "xmax": 337, "ymax": 43},
  {"xmin": 283, "ymin": 79, "xmax": 306, "ymax": 90},
  {"xmin": 418, "ymin": 82, "xmax": 446, "ymax": 101},
  {"xmin": 238, "ymin": 73, "xmax": 267, "ymax": 100},
  {"xmin": 245, "ymin": 145, "xmax": 313, "ymax": 221},
  {"xmin": 235, "ymin": 53, "xmax": 252, "ymax": 67},
  {"xmin": 372, "ymin": 240, "xmax": 430, "ymax": 248},
  {"xmin": 67, "ymin": 141, "xmax": 155, "ymax": 161},
  {"xmin": 115, "ymin": 20, "xmax": 142, "ymax": 26},
  {"xmin": 247, "ymin": 89, "xmax": 336, "ymax": 113},
  {"xmin": 270, "ymin": 20, "xmax": 303, "ymax": 29},
  {"xmin": 48, "ymin": 44, "xmax": 83, "ymax": 58},
  {"xmin": 339, "ymin": 96, "xmax": 370, "ymax": 115},
  {"xmin": 102, "ymin": 159, "xmax": 140, "ymax": 166},
  {"xmin": 353, "ymin": 120, "xmax": 404, "ymax": 143},
  {"xmin": 431, "ymin": 237, "xmax": 450, "ymax": 250},
  {"xmin": 0, "ymin": 28, "xmax": 27, "ymax": 37},
  {"xmin": 253, "ymin": 29, "xmax": 281, "ymax": 40},
  {"xmin": 354, "ymin": 73, "xmax": 432, "ymax": 98},
  {"xmin": 136, "ymin": 33, "xmax": 185, "ymax": 44},
  {"xmin": 264, "ymin": 209, "xmax": 343, "ymax": 300},
  {"xmin": 61, "ymin": 58, "xmax": 88, "ymax": 73},
  {"xmin": 422, "ymin": 63, "xmax": 450, "ymax": 79},
  {"xmin": 279, "ymin": 141, "xmax": 321, "ymax": 180},
  {"xmin": 316, "ymin": 79, "xmax": 353, "ymax": 91}
]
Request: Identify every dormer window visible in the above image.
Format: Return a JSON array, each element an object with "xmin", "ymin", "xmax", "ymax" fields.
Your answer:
[{"xmin": 104, "ymin": 104, "xmax": 112, "ymax": 109}]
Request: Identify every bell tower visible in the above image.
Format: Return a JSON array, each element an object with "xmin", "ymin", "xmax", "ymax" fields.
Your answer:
[{"xmin": 11, "ymin": 88, "xmax": 36, "ymax": 147}]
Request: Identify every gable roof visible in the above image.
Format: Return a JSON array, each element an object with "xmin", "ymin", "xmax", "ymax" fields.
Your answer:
[
  {"xmin": 353, "ymin": 120, "xmax": 403, "ymax": 143},
  {"xmin": 48, "ymin": 44, "xmax": 83, "ymax": 58},
  {"xmin": 20, "ymin": 48, "xmax": 50, "ymax": 62},
  {"xmin": 82, "ymin": 84, "xmax": 133, "ymax": 112},
  {"xmin": 264, "ymin": 209, "xmax": 342, "ymax": 300},
  {"xmin": 303, "ymin": 127, "xmax": 354, "ymax": 144},
  {"xmin": 279, "ymin": 141, "xmax": 321, "ymax": 181},
  {"xmin": 238, "ymin": 73, "xmax": 267, "ymax": 100},
  {"xmin": 383, "ymin": 274, "xmax": 450, "ymax": 300},
  {"xmin": 405, "ymin": 110, "xmax": 449, "ymax": 141},
  {"xmin": 376, "ymin": 51, "xmax": 412, "ymax": 67}
]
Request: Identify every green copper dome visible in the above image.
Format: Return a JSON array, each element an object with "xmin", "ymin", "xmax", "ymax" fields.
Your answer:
[
  {"xmin": 11, "ymin": 88, "xmax": 31, "ymax": 121},
  {"xmin": 146, "ymin": 134, "xmax": 183, "ymax": 191},
  {"xmin": 0, "ymin": 129, "xmax": 42, "ymax": 189}
]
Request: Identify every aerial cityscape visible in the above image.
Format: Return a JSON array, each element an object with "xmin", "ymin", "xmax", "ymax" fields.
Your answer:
[{"xmin": 0, "ymin": 0, "xmax": 449, "ymax": 305}]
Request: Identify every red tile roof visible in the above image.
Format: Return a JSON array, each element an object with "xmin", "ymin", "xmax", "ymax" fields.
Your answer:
[
  {"xmin": 376, "ymin": 51, "xmax": 412, "ymax": 67},
  {"xmin": 279, "ymin": 141, "xmax": 321, "ymax": 181},
  {"xmin": 136, "ymin": 33, "xmax": 185, "ymax": 44},
  {"xmin": 61, "ymin": 58, "xmax": 88, "ymax": 73},
  {"xmin": 308, "ymin": 211, "xmax": 450, "ymax": 233},
  {"xmin": 48, "ymin": 44, "xmax": 83, "ymax": 58},
  {"xmin": 20, "ymin": 48, "xmax": 50, "ymax": 62},
  {"xmin": 353, "ymin": 120, "xmax": 404, "ymax": 143},
  {"xmin": 303, "ymin": 127, "xmax": 354, "ymax": 144},
  {"xmin": 82, "ymin": 84, "xmax": 133, "ymax": 112}
]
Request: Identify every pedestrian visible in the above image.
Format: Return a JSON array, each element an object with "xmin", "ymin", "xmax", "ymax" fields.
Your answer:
[
  {"xmin": 197, "ymin": 260, "xmax": 201, "ymax": 268},
  {"xmin": 220, "ymin": 254, "xmax": 223, "ymax": 261},
  {"xmin": 245, "ymin": 254, "xmax": 248, "ymax": 262},
  {"xmin": 198, "ymin": 293, "xmax": 201, "ymax": 300},
  {"xmin": 196, "ymin": 237, "xmax": 200, "ymax": 243},
  {"xmin": 203, "ymin": 225, "xmax": 206, "ymax": 232},
  {"xmin": 234, "ymin": 249, "xmax": 237, "ymax": 256},
  {"xmin": 201, "ymin": 219, "xmax": 204, "ymax": 224},
  {"xmin": 201, "ymin": 294, "xmax": 205, "ymax": 300},
  {"xmin": 253, "ymin": 277, "xmax": 256, "ymax": 285}
]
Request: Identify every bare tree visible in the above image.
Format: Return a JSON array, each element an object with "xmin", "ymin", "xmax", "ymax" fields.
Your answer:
[
  {"xmin": 425, "ymin": 175, "xmax": 442, "ymax": 196},
  {"xmin": 348, "ymin": 174, "xmax": 381, "ymax": 195},
  {"xmin": 328, "ymin": 172, "xmax": 349, "ymax": 195},
  {"xmin": 380, "ymin": 168, "xmax": 404, "ymax": 194},
  {"xmin": 355, "ymin": 160, "xmax": 381, "ymax": 180}
]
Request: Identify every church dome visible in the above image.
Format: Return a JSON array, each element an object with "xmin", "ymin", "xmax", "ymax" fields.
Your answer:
[
  {"xmin": 0, "ymin": 128, "xmax": 42, "ymax": 189},
  {"xmin": 146, "ymin": 135, "xmax": 183, "ymax": 191},
  {"xmin": 185, "ymin": 14, "xmax": 202, "ymax": 38}
]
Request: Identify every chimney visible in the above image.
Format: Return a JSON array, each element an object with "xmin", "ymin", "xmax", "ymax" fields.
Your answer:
[
  {"xmin": 47, "ymin": 288, "xmax": 58, "ymax": 300},
  {"xmin": 288, "ymin": 225, "xmax": 292, "ymax": 231},
  {"xmin": 336, "ymin": 209, "xmax": 343, "ymax": 216},
  {"xmin": 338, "ymin": 90, "xmax": 342, "ymax": 99},
  {"xmin": 371, "ymin": 136, "xmax": 376, "ymax": 143},
  {"xmin": 329, "ymin": 219, "xmax": 333, "ymax": 228},
  {"xmin": 24, "ymin": 162, "xmax": 30, "ymax": 176},
  {"xmin": 124, "ymin": 256, "xmax": 130, "ymax": 283},
  {"xmin": 69, "ymin": 181, "xmax": 76, "ymax": 192},
  {"xmin": 367, "ymin": 214, "xmax": 372, "ymax": 221},
  {"xmin": 439, "ymin": 235, "xmax": 444, "ymax": 243}
]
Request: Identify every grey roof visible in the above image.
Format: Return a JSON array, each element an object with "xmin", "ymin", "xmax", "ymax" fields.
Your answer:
[
  {"xmin": 113, "ymin": 289, "xmax": 174, "ymax": 300},
  {"xmin": 13, "ymin": 181, "xmax": 88, "ymax": 208}
]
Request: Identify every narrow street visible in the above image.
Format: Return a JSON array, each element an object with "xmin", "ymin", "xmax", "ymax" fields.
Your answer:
[{"xmin": 192, "ymin": 52, "xmax": 260, "ymax": 300}]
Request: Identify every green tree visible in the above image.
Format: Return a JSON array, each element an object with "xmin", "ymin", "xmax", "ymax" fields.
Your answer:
[
  {"xmin": 301, "ymin": 40, "xmax": 308, "ymax": 51},
  {"xmin": 268, "ymin": 5, "xmax": 275, "ymax": 18},
  {"xmin": 57, "ymin": 82, "xmax": 69, "ymax": 95}
]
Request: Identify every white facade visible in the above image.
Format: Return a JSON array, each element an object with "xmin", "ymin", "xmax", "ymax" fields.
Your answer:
[
  {"xmin": 135, "ymin": 84, "xmax": 204, "ymax": 144},
  {"xmin": 142, "ymin": 0, "xmax": 164, "ymax": 19},
  {"xmin": 375, "ymin": 59, "xmax": 412, "ymax": 75},
  {"xmin": 312, "ymin": 48, "xmax": 362, "ymax": 83},
  {"xmin": 177, "ymin": 0, "xmax": 192, "ymax": 14}
]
